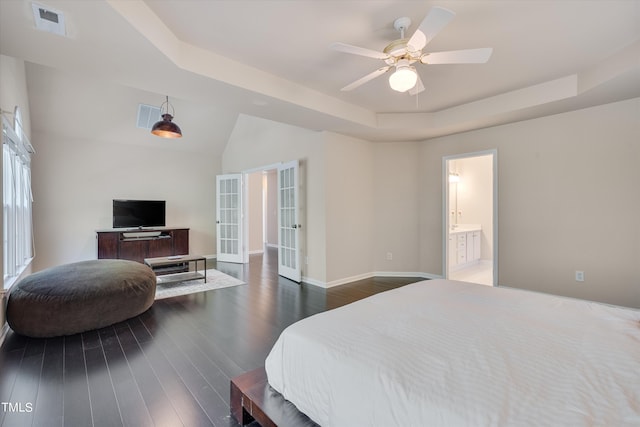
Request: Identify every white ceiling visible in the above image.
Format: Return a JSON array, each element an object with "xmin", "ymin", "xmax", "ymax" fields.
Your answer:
[{"xmin": 1, "ymin": 0, "xmax": 639, "ymax": 146}]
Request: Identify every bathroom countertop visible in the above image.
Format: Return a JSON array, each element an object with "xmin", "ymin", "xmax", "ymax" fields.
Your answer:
[{"xmin": 449, "ymin": 224, "xmax": 481, "ymax": 233}]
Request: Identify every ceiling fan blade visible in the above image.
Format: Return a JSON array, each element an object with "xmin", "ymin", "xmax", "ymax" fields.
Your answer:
[
  {"xmin": 331, "ymin": 42, "xmax": 389, "ymax": 60},
  {"xmin": 341, "ymin": 66, "xmax": 390, "ymax": 91},
  {"xmin": 407, "ymin": 7, "xmax": 456, "ymax": 52},
  {"xmin": 421, "ymin": 48, "xmax": 493, "ymax": 64},
  {"xmin": 409, "ymin": 73, "xmax": 425, "ymax": 96}
]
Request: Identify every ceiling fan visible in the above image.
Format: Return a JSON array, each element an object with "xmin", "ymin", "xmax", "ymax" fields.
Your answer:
[{"xmin": 331, "ymin": 6, "xmax": 493, "ymax": 95}]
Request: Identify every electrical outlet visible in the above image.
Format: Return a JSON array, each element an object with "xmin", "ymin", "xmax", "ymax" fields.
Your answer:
[
  {"xmin": 386, "ymin": 252, "xmax": 393, "ymax": 261},
  {"xmin": 575, "ymin": 271, "xmax": 584, "ymax": 282}
]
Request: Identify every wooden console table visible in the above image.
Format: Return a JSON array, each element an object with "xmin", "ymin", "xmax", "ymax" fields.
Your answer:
[{"xmin": 96, "ymin": 227, "xmax": 189, "ymax": 265}]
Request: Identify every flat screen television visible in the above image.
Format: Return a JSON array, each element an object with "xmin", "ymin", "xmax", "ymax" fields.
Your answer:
[{"xmin": 113, "ymin": 199, "xmax": 166, "ymax": 228}]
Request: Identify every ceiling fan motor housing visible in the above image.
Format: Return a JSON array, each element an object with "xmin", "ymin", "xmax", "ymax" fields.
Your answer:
[{"xmin": 385, "ymin": 16, "xmax": 426, "ymax": 64}]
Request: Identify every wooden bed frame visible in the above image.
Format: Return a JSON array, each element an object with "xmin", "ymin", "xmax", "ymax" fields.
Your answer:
[{"xmin": 230, "ymin": 367, "xmax": 318, "ymax": 426}]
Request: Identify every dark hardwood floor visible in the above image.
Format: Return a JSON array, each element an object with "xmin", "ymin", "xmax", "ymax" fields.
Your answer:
[{"xmin": 0, "ymin": 247, "xmax": 422, "ymax": 427}]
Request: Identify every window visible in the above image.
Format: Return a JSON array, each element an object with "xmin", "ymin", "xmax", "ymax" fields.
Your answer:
[{"xmin": 2, "ymin": 108, "xmax": 34, "ymax": 289}]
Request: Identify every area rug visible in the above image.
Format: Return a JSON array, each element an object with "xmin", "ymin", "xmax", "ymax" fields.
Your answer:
[{"xmin": 155, "ymin": 269, "xmax": 245, "ymax": 300}]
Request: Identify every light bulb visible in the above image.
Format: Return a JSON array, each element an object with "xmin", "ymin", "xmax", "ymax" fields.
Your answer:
[{"xmin": 389, "ymin": 61, "xmax": 417, "ymax": 92}]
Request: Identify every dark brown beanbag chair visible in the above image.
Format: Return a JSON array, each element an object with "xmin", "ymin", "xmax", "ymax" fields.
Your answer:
[{"xmin": 7, "ymin": 259, "xmax": 156, "ymax": 338}]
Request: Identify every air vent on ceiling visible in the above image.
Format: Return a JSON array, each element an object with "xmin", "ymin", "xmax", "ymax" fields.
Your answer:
[
  {"xmin": 31, "ymin": 2, "xmax": 66, "ymax": 37},
  {"xmin": 137, "ymin": 104, "xmax": 162, "ymax": 130}
]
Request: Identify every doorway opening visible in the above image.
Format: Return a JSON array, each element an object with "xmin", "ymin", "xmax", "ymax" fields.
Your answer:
[
  {"xmin": 245, "ymin": 168, "xmax": 278, "ymax": 259},
  {"xmin": 443, "ymin": 150, "xmax": 497, "ymax": 286},
  {"xmin": 216, "ymin": 160, "xmax": 302, "ymax": 283}
]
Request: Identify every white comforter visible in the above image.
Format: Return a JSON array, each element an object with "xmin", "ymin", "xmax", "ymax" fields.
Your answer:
[{"xmin": 265, "ymin": 279, "xmax": 640, "ymax": 426}]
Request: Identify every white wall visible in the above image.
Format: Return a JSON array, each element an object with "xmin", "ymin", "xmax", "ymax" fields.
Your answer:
[{"xmin": 420, "ymin": 98, "xmax": 640, "ymax": 308}]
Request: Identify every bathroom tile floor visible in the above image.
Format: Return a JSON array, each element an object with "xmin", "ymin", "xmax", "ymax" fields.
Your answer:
[{"xmin": 450, "ymin": 261, "xmax": 493, "ymax": 286}]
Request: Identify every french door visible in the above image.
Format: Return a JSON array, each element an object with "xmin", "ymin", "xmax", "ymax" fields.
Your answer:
[
  {"xmin": 277, "ymin": 161, "xmax": 301, "ymax": 282},
  {"xmin": 216, "ymin": 174, "xmax": 244, "ymax": 263}
]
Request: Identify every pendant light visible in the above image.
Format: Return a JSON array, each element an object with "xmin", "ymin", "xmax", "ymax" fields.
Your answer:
[{"xmin": 151, "ymin": 96, "xmax": 182, "ymax": 138}]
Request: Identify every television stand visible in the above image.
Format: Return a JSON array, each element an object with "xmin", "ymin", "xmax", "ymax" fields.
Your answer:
[{"xmin": 96, "ymin": 227, "xmax": 189, "ymax": 268}]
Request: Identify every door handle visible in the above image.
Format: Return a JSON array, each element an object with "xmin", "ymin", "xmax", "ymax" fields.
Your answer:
[{"xmin": 292, "ymin": 224, "xmax": 301, "ymax": 229}]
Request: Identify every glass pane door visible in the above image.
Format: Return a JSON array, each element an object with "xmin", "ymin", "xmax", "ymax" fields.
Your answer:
[
  {"xmin": 216, "ymin": 174, "xmax": 244, "ymax": 263},
  {"xmin": 277, "ymin": 161, "xmax": 301, "ymax": 282}
]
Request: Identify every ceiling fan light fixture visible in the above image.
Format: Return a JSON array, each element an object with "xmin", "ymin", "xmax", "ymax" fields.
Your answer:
[
  {"xmin": 389, "ymin": 61, "xmax": 417, "ymax": 92},
  {"xmin": 332, "ymin": 7, "xmax": 492, "ymax": 96},
  {"xmin": 151, "ymin": 96, "xmax": 182, "ymax": 138}
]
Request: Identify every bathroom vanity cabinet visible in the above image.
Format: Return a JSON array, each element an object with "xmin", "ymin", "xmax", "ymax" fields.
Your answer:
[{"xmin": 449, "ymin": 227, "xmax": 481, "ymax": 270}]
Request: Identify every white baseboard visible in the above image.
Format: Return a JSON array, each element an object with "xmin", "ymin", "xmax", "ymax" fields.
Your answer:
[
  {"xmin": 301, "ymin": 276, "xmax": 325, "ymax": 288},
  {"xmin": 205, "ymin": 251, "xmax": 267, "ymax": 259},
  {"xmin": 324, "ymin": 272, "xmax": 375, "ymax": 288},
  {"xmin": 373, "ymin": 271, "xmax": 443, "ymax": 280}
]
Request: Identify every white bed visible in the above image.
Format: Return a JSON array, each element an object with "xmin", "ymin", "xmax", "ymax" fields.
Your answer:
[{"xmin": 265, "ymin": 279, "xmax": 640, "ymax": 426}]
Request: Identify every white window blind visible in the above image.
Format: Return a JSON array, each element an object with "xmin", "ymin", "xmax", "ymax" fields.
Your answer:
[{"xmin": 2, "ymin": 114, "xmax": 34, "ymax": 289}]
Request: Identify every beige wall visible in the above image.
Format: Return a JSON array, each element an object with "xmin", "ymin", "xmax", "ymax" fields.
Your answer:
[
  {"xmin": 223, "ymin": 116, "xmax": 380, "ymax": 285},
  {"xmin": 223, "ymin": 100, "xmax": 639, "ymax": 307},
  {"xmin": 1, "ymin": 55, "xmax": 34, "ymax": 335},
  {"xmin": 372, "ymin": 142, "xmax": 422, "ymax": 274},
  {"xmin": 247, "ymin": 171, "xmax": 264, "ymax": 253},
  {"xmin": 0, "ymin": 55, "xmax": 32, "ymax": 137},
  {"xmin": 15, "ymin": 53, "xmax": 637, "ymax": 309},
  {"xmin": 324, "ymin": 132, "xmax": 375, "ymax": 284},
  {"xmin": 265, "ymin": 169, "xmax": 278, "ymax": 246},
  {"xmin": 420, "ymin": 98, "xmax": 640, "ymax": 307},
  {"xmin": 25, "ymin": 64, "xmax": 221, "ymax": 271},
  {"xmin": 31, "ymin": 134, "xmax": 219, "ymax": 269},
  {"xmin": 223, "ymin": 114, "xmax": 327, "ymax": 283}
]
